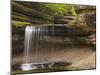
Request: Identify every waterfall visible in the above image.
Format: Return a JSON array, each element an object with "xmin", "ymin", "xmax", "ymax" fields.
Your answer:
[
  {"xmin": 20, "ymin": 25, "xmax": 67, "ymax": 71},
  {"xmin": 23, "ymin": 26, "xmax": 33, "ymax": 64},
  {"xmin": 21, "ymin": 26, "xmax": 37, "ymax": 70},
  {"xmin": 20, "ymin": 25, "xmax": 51, "ymax": 70}
]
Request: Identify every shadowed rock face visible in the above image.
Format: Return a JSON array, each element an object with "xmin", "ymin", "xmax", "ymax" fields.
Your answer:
[
  {"xmin": 13, "ymin": 25, "xmax": 94, "ymax": 37},
  {"xmin": 12, "ymin": 25, "xmax": 95, "ymax": 55}
]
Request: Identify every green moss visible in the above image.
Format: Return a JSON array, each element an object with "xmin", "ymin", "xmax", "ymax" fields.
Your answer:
[
  {"xmin": 12, "ymin": 21, "xmax": 31, "ymax": 26},
  {"xmin": 12, "ymin": 15, "xmax": 30, "ymax": 21},
  {"xmin": 12, "ymin": 1, "xmax": 54, "ymax": 21},
  {"xmin": 12, "ymin": 14, "xmax": 53, "ymax": 24},
  {"xmin": 13, "ymin": 1, "xmax": 77, "ymax": 17}
]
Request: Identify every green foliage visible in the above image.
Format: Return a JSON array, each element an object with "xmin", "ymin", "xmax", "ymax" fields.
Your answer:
[
  {"xmin": 12, "ymin": 1, "xmax": 54, "ymax": 21},
  {"xmin": 43, "ymin": 4, "xmax": 67, "ymax": 16},
  {"xmin": 35, "ymin": 3, "xmax": 76, "ymax": 16},
  {"xmin": 15, "ymin": 1, "xmax": 76, "ymax": 16}
]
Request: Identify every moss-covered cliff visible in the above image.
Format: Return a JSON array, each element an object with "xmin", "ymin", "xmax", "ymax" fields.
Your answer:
[{"xmin": 12, "ymin": 1, "xmax": 96, "ymax": 54}]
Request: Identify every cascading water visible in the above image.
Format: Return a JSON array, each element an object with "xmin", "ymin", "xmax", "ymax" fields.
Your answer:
[
  {"xmin": 24, "ymin": 26, "xmax": 33, "ymax": 64},
  {"xmin": 21, "ymin": 26, "xmax": 37, "ymax": 70},
  {"xmin": 20, "ymin": 25, "xmax": 72, "ymax": 71},
  {"xmin": 20, "ymin": 25, "xmax": 55, "ymax": 71}
]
